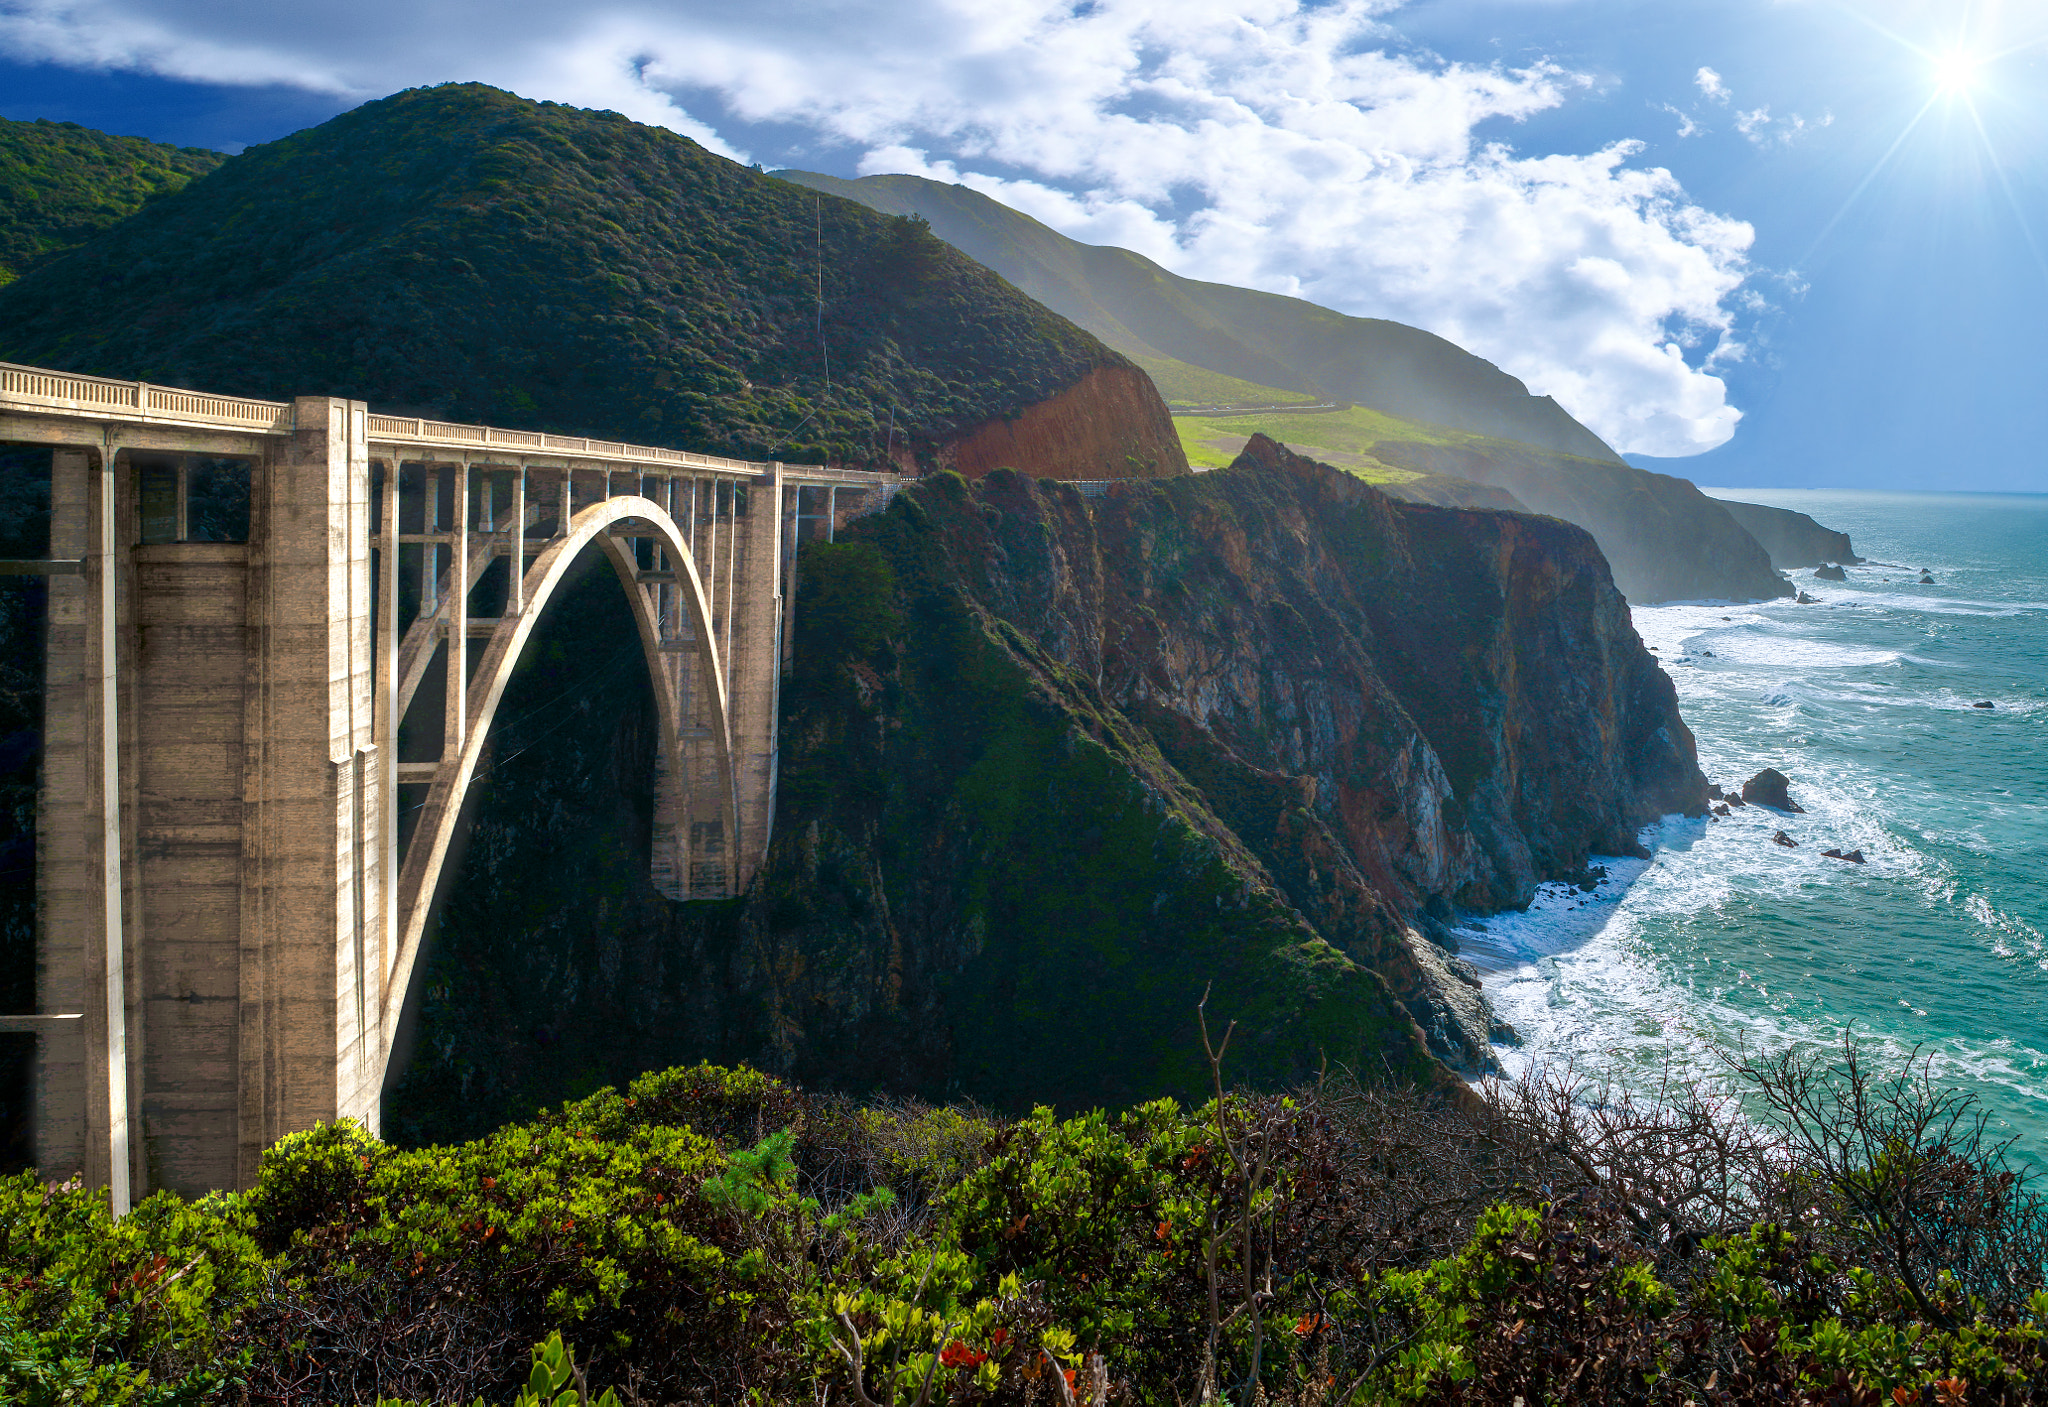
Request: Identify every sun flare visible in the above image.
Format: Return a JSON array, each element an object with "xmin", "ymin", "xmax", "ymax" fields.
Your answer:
[{"xmin": 1932, "ymin": 48, "xmax": 1983, "ymax": 93}]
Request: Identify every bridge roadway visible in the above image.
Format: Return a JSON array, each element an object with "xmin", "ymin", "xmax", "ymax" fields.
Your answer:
[{"xmin": 0, "ymin": 362, "xmax": 900, "ymax": 1210}]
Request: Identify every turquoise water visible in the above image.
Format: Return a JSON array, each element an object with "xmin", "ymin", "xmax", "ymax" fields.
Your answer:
[{"xmin": 1462, "ymin": 489, "xmax": 2048, "ymax": 1155}]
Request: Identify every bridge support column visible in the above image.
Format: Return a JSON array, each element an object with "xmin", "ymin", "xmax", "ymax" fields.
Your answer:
[
  {"xmin": 729, "ymin": 470, "xmax": 785, "ymax": 880},
  {"xmin": 236, "ymin": 398, "xmax": 381, "ymax": 1185},
  {"xmin": 35, "ymin": 448, "xmax": 106, "ymax": 1194}
]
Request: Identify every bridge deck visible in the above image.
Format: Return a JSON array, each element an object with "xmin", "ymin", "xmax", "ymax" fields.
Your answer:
[{"xmin": 2, "ymin": 361, "xmax": 895, "ymax": 488}]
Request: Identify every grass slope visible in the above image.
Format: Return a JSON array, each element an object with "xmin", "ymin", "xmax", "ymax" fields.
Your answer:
[
  {"xmin": 1172, "ymin": 403, "xmax": 1492, "ymax": 489},
  {"xmin": 0, "ymin": 117, "xmax": 222, "ymax": 286},
  {"xmin": 0, "ymin": 86, "xmax": 1128, "ymax": 469},
  {"xmin": 774, "ymin": 169, "xmax": 1617, "ymax": 459}
]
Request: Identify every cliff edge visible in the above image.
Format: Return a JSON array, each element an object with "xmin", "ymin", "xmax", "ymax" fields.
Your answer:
[
  {"xmin": 1713, "ymin": 499, "xmax": 1861, "ymax": 569},
  {"xmin": 1366, "ymin": 439, "xmax": 1795, "ymax": 604}
]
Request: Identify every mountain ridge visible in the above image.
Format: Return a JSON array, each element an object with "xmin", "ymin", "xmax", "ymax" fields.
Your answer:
[
  {"xmin": 0, "ymin": 85, "xmax": 1183, "ymax": 476},
  {"xmin": 773, "ymin": 169, "xmax": 1805, "ymax": 604},
  {"xmin": 0, "ymin": 116, "xmax": 223, "ymax": 286}
]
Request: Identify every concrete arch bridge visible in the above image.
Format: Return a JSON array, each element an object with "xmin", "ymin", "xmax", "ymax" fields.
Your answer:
[{"xmin": 0, "ymin": 362, "xmax": 898, "ymax": 1208}]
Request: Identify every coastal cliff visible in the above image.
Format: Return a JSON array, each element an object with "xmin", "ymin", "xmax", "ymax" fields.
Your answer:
[
  {"xmin": 1714, "ymin": 498, "xmax": 1861, "ymax": 568},
  {"xmin": 942, "ymin": 364, "xmax": 1186, "ymax": 480},
  {"xmin": 389, "ymin": 437, "xmax": 1707, "ymax": 1139},
  {"xmin": 1367, "ymin": 439, "xmax": 1794, "ymax": 604}
]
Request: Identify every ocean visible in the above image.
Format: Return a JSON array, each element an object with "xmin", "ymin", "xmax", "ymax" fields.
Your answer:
[{"xmin": 1461, "ymin": 489, "xmax": 2048, "ymax": 1157}]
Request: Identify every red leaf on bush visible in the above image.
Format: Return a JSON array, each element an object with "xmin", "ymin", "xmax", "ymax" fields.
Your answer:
[{"xmin": 939, "ymin": 1340, "xmax": 989, "ymax": 1369}]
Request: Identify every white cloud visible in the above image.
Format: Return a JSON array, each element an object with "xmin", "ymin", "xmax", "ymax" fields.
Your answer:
[
  {"xmin": 0, "ymin": 0, "xmax": 1758, "ymax": 456},
  {"xmin": 1735, "ymin": 102, "xmax": 1833, "ymax": 147},
  {"xmin": 1659, "ymin": 102, "xmax": 1705, "ymax": 138},
  {"xmin": 1695, "ymin": 66, "xmax": 1730, "ymax": 103}
]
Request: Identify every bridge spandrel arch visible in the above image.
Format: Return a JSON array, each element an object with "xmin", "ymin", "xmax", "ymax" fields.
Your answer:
[{"xmin": 381, "ymin": 493, "xmax": 738, "ymax": 1066}]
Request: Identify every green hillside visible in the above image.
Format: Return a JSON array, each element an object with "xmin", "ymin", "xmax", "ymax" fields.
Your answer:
[
  {"xmin": 1131, "ymin": 354, "xmax": 1317, "ymax": 408},
  {"xmin": 0, "ymin": 117, "xmax": 223, "ymax": 286},
  {"xmin": 775, "ymin": 169, "xmax": 1617, "ymax": 458},
  {"xmin": 1176, "ymin": 402, "xmax": 1483, "ymax": 468},
  {"xmin": 0, "ymin": 87, "xmax": 1136, "ymax": 469}
]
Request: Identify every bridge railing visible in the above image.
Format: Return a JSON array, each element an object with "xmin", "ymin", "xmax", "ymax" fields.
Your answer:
[
  {"xmin": 0, "ymin": 362, "xmax": 292, "ymax": 433},
  {"xmin": 365, "ymin": 414, "xmax": 771, "ymax": 473},
  {"xmin": 0, "ymin": 360, "xmax": 909, "ymax": 486}
]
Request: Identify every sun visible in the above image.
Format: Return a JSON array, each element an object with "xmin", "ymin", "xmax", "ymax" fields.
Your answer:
[{"xmin": 1932, "ymin": 49, "xmax": 1983, "ymax": 93}]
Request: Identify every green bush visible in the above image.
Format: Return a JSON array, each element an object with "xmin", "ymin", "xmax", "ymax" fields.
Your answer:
[
  {"xmin": 0, "ymin": 1172, "xmax": 266, "ymax": 1404},
  {"xmin": 2, "ymin": 1058, "xmax": 2045, "ymax": 1405}
]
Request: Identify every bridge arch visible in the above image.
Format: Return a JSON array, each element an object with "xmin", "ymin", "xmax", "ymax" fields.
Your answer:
[{"xmin": 379, "ymin": 493, "xmax": 734, "ymax": 1073}]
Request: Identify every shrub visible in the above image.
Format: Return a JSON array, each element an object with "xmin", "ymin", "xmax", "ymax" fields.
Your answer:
[
  {"xmin": 3, "ymin": 1050, "xmax": 2046, "ymax": 1405},
  {"xmin": 0, "ymin": 1172, "xmax": 267, "ymax": 1404}
]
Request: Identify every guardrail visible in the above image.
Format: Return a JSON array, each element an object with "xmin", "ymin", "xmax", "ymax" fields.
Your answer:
[
  {"xmin": 0, "ymin": 360, "xmax": 911, "ymax": 484},
  {"xmin": 1, "ymin": 362, "xmax": 292, "ymax": 433},
  {"xmin": 365, "ymin": 413, "xmax": 770, "ymax": 474}
]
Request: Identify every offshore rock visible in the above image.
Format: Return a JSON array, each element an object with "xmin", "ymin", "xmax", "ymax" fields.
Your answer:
[
  {"xmin": 1814, "ymin": 564, "xmax": 1847, "ymax": 581},
  {"xmin": 1742, "ymin": 768, "xmax": 1805, "ymax": 813}
]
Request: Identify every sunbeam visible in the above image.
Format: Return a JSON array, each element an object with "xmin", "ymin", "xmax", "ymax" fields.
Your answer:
[
  {"xmin": 1800, "ymin": 91, "xmax": 1942, "ymax": 266},
  {"xmin": 1964, "ymin": 96, "xmax": 2048, "ymax": 293}
]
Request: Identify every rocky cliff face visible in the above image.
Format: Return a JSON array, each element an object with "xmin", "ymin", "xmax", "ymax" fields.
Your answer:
[
  {"xmin": 1713, "ymin": 499, "xmax": 1860, "ymax": 569},
  {"xmin": 1367, "ymin": 439, "xmax": 1793, "ymax": 605},
  {"xmin": 941, "ymin": 364, "xmax": 1186, "ymax": 480},
  {"xmin": 390, "ymin": 437, "xmax": 1706, "ymax": 1140}
]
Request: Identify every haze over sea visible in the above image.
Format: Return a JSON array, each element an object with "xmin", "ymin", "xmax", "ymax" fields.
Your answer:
[{"xmin": 1464, "ymin": 489, "xmax": 2048, "ymax": 1154}]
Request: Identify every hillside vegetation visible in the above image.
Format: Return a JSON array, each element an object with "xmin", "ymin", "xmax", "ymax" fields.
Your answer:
[
  {"xmin": 0, "ymin": 116, "xmax": 222, "ymax": 285},
  {"xmin": 7, "ymin": 1046, "xmax": 2048, "ymax": 1405},
  {"xmin": 0, "ymin": 86, "xmax": 1180, "ymax": 473}
]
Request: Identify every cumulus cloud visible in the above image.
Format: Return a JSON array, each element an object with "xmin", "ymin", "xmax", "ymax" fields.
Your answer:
[
  {"xmin": 1695, "ymin": 66, "xmax": 1731, "ymax": 103},
  {"xmin": 0, "ymin": 0, "xmax": 1757, "ymax": 455}
]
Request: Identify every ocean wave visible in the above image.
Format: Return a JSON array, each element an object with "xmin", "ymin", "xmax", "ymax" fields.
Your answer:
[{"xmin": 1563, "ymin": 510, "xmax": 2048, "ymax": 1156}]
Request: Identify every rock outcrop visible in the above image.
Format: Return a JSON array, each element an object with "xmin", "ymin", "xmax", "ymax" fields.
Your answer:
[
  {"xmin": 1715, "ymin": 500, "xmax": 1860, "ymax": 569},
  {"xmin": 1742, "ymin": 768, "xmax": 1805, "ymax": 813},
  {"xmin": 941, "ymin": 364, "xmax": 1186, "ymax": 481},
  {"xmin": 388, "ymin": 436, "xmax": 1708, "ymax": 1136}
]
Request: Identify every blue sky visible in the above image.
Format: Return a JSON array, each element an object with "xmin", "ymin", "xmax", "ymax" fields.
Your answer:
[{"xmin": 1, "ymin": 0, "xmax": 2041, "ymax": 491}]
